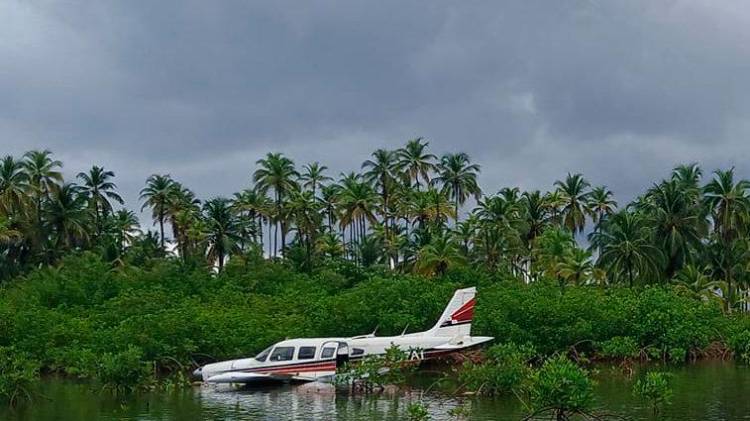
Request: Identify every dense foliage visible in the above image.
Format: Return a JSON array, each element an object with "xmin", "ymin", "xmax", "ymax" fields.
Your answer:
[
  {"xmin": 3, "ymin": 144, "xmax": 750, "ymax": 402},
  {"xmin": 2, "ymin": 145, "xmax": 750, "ymax": 309}
]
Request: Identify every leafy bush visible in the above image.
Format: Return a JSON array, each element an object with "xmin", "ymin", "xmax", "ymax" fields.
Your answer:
[
  {"xmin": 728, "ymin": 329, "xmax": 750, "ymax": 363},
  {"xmin": 524, "ymin": 355, "xmax": 595, "ymax": 419},
  {"xmin": 406, "ymin": 401, "xmax": 430, "ymax": 420},
  {"xmin": 458, "ymin": 342, "xmax": 534, "ymax": 396},
  {"xmin": 474, "ymin": 282, "xmax": 725, "ymax": 360},
  {"xmin": 336, "ymin": 345, "xmax": 417, "ymax": 392},
  {"xmin": 633, "ymin": 371, "xmax": 673, "ymax": 414},
  {"xmin": 0, "ymin": 347, "xmax": 39, "ymax": 407},
  {"xmin": 598, "ymin": 336, "xmax": 639, "ymax": 359},
  {"xmin": 97, "ymin": 346, "xmax": 155, "ymax": 392}
]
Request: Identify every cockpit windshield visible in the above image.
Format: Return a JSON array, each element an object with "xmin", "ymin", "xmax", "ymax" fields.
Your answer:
[{"xmin": 254, "ymin": 346, "xmax": 273, "ymax": 362}]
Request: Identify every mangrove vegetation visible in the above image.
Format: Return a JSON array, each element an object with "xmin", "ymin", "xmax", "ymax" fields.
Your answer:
[{"xmin": 2, "ymin": 141, "xmax": 750, "ymax": 409}]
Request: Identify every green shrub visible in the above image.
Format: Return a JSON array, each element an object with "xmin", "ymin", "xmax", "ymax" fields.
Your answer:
[
  {"xmin": 728, "ymin": 330, "xmax": 750, "ymax": 363},
  {"xmin": 598, "ymin": 336, "xmax": 639, "ymax": 359},
  {"xmin": 0, "ymin": 347, "xmax": 39, "ymax": 407},
  {"xmin": 524, "ymin": 355, "xmax": 595, "ymax": 419},
  {"xmin": 474, "ymin": 283, "xmax": 725, "ymax": 360},
  {"xmin": 406, "ymin": 401, "xmax": 430, "ymax": 421},
  {"xmin": 633, "ymin": 371, "xmax": 673, "ymax": 414},
  {"xmin": 97, "ymin": 346, "xmax": 155, "ymax": 392},
  {"xmin": 458, "ymin": 343, "xmax": 534, "ymax": 396},
  {"xmin": 336, "ymin": 345, "xmax": 417, "ymax": 393}
]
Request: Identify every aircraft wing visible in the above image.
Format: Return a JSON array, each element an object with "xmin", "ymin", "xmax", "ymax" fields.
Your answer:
[{"xmin": 206, "ymin": 371, "xmax": 294, "ymax": 384}]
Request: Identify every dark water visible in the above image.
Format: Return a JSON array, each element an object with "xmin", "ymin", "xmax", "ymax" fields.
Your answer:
[{"xmin": 3, "ymin": 362, "xmax": 750, "ymax": 420}]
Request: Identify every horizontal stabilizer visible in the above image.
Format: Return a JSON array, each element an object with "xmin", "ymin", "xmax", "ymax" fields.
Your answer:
[{"xmin": 433, "ymin": 336, "xmax": 493, "ymax": 350}]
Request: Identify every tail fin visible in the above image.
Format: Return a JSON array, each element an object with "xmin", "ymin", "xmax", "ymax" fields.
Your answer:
[{"xmin": 428, "ymin": 287, "xmax": 476, "ymax": 337}]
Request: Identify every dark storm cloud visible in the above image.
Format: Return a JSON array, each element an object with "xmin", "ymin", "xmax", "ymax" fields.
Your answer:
[{"xmin": 2, "ymin": 0, "xmax": 750, "ymax": 225}]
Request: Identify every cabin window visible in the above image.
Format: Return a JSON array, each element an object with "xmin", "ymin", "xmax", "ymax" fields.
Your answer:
[
  {"xmin": 269, "ymin": 347, "xmax": 295, "ymax": 362},
  {"xmin": 255, "ymin": 346, "xmax": 273, "ymax": 362},
  {"xmin": 298, "ymin": 346, "xmax": 316, "ymax": 360},
  {"xmin": 351, "ymin": 348, "xmax": 365, "ymax": 356},
  {"xmin": 321, "ymin": 347, "xmax": 336, "ymax": 359}
]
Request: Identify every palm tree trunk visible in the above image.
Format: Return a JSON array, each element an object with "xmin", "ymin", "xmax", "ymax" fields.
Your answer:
[
  {"xmin": 273, "ymin": 220, "xmax": 278, "ymax": 258},
  {"xmin": 267, "ymin": 219, "xmax": 272, "ymax": 258},
  {"xmin": 455, "ymin": 189, "xmax": 460, "ymax": 224},
  {"xmin": 727, "ymin": 273, "xmax": 733, "ymax": 314},
  {"xmin": 257, "ymin": 215, "xmax": 263, "ymax": 251},
  {"xmin": 158, "ymin": 210, "xmax": 165, "ymax": 249},
  {"xmin": 281, "ymin": 221, "xmax": 287, "ymax": 257},
  {"xmin": 628, "ymin": 262, "xmax": 634, "ymax": 289}
]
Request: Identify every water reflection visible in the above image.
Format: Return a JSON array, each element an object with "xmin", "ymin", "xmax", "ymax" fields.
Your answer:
[
  {"xmin": 196, "ymin": 382, "xmax": 466, "ymax": 420},
  {"xmin": 4, "ymin": 362, "xmax": 750, "ymax": 420}
]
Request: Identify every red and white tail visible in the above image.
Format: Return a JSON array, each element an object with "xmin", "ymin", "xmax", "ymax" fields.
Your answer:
[{"xmin": 428, "ymin": 287, "xmax": 476, "ymax": 337}]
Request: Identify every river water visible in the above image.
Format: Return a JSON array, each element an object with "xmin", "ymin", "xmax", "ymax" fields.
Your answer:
[{"xmin": 3, "ymin": 362, "xmax": 750, "ymax": 420}]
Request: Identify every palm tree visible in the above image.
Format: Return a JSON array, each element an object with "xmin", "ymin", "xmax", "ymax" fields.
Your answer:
[
  {"xmin": 554, "ymin": 173, "xmax": 591, "ymax": 235},
  {"xmin": 362, "ymin": 149, "xmax": 398, "ymax": 234},
  {"xmin": 111, "ymin": 209, "xmax": 140, "ymax": 253},
  {"xmin": 232, "ymin": 187, "xmax": 271, "ymax": 251},
  {"xmin": 299, "ymin": 162, "xmax": 331, "ymax": 199},
  {"xmin": 320, "ymin": 184, "xmax": 340, "ymax": 233},
  {"xmin": 644, "ymin": 180, "xmax": 707, "ymax": 279},
  {"xmin": 544, "ymin": 190, "xmax": 565, "ymax": 225},
  {"xmin": 703, "ymin": 168, "xmax": 750, "ymax": 244},
  {"xmin": 535, "ymin": 228, "xmax": 577, "ymax": 291},
  {"xmin": 521, "ymin": 191, "xmax": 550, "ymax": 244},
  {"xmin": 286, "ymin": 189, "xmax": 322, "ymax": 267},
  {"xmin": 453, "ymin": 215, "xmax": 478, "ymax": 257},
  {"xmin": 557, "ymin": 248, "xmax": 594, "ymax": 287},
  {"xmin": 672, "ymin": 163, "xmax": 703, "ymax": 186},
  {"xmin": 77, "ymin": 166, "xmax": 124, "ymax": 236},
  {"xmin": 0, "ymin": 216, "xmax": 22, "ymax": 246},
  {"xmin": 253, "ymin": 153, "xmax": 299, "ymax": 257},
  {"xmin": 415, "ymin": 233, "xmax": 465, "ymax": 276},
  {"xmin": 337, "ymin": 172, "xmax": 378, "ymax": 260},
  {"xmin": 672, "ymin": 264, "xmax": 722, "ymax": 304},
  {"xmin": 139, "ymin": 174, "xmax": 176, "ymax": 248},
  {"xmin": 705, "ymin": 235, "xmax": 749, "ymax": 313},
  {"xmin": 409, "ymin": 188, "xmax": 456, "ymax": 229},
  {"xmin": 45, "ymin": 183, "xmax": 91, "ymax": 251},
  {"xmin": 0, "ymin": 156, "xmax": 29, "ymax": 217},
  {"xmin": 433, "ymin": 152, "xmax": 482, "ymax": 221},
  {"xmin": 475, "ymin": 194, "xmax": 522, "ymax": 228},
  {"xmin": 166, "ymin": 184, "xmax": 201, "ymax": 258},
  {"xmin": 315, "ymin": 232, "xmax": 345, "ymax": 259},
  {"xmin": 475, "ymin": 194, "xmax": 524, "ymax": 274},
  {"xmin": 587, "ymin": 186, "xmax": 617, "ymax": 226},
  {"xmin": 23, "ymin": 150, "xmax": 63, "ymax": 227},
  {"xmin": 701, "ymin": 168, "xmax": 750, "ymax": 312},
  {"xmin": 589, "ymin": 211, "xmax": 663, "ymax": 288},
  {"xmin": 396, "ymin": 138, "xmax": 436, "ymax": 191},
  {"xmin": 521, "ymin": 191, "xmax": 550, "ymax": 280},
  {"xmin": 203, "ymin": 197, "xmax": 241, "ymax": 271}
]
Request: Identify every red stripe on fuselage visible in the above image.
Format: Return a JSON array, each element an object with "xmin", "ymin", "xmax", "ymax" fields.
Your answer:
[{"xmin": 243, "ymin": 360, "xmax": 337, "ymax": 374}]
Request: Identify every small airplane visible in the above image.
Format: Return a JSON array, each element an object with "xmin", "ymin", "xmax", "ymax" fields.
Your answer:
[{"xmin": 193, "ymin": 287, "xmax": 492, "ymax": 384}]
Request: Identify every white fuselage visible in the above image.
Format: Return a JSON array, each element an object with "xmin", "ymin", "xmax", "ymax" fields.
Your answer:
[
  {"xmin": 197, "ymin": 332, "xmax": 492, "ymax": 384},
  {"xmin": 194, "ymin": 287, "xmax": 492, "ymax": 384}
]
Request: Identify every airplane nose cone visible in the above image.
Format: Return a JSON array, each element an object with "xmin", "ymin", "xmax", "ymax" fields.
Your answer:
[{"xmin": 192, "ymin": 367, "xmax": 203, "ymax": 381}]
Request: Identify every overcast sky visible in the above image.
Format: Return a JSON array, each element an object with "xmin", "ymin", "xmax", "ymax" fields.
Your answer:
[{"xmin": 3, "ymin": 1, "xmax": 750, "ymax": 226}]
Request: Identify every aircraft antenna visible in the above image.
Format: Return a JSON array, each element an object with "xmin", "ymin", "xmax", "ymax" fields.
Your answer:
[{"xmin": 400, "ymin": 324, "xmax": 409, "ymax": 336}]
